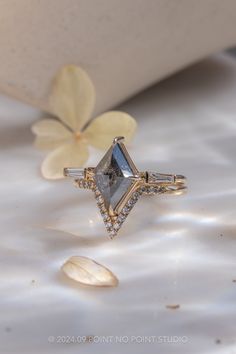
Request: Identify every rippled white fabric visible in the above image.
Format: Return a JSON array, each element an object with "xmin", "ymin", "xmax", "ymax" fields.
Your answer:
[{"xmin": 1, "ymin": 53, "xmax": 236, "ymax": 354}]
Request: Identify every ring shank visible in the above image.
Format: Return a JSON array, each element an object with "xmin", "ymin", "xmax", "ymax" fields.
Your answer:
[{"xmin": 64, "ymin": 167, "xmax": 187, "ymax": 194}]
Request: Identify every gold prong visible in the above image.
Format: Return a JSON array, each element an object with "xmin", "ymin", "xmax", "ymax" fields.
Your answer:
[
  {"xmin": 174, "ymin": 175, "xmax": 187, "ymax": 184},
  {"xmin": 113, "ymin": 136, "xmax": 125, "ymax": 144}
]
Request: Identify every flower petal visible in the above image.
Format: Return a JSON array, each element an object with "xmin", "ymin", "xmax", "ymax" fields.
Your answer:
[
  {"xmin": 41, "ymin": 140, "xmax": 89, "ymax": 179},
  {"xmin": 32, "ymin": 119, "xmax": 72, "ymax": 138},
  {"xmin": 84, "ymin": 111, "xmax": 137, "ymax": 149},
  {"xmin": 49, "ymin": 65, "xmax": 95, "ymax": 132},
  {"xmin": 34, "ymin": 136, "xmax": 73, "ymax": 151},
  {"xmin": 32, "ymin": 119, "xmax": 73, "ymax": 150},
  {"xmin": 61, "ymin": 256, "xmax": 118, "ymax": 287}
]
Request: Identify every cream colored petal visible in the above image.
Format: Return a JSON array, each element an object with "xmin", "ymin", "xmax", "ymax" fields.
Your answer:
[
  {"xmin": 49, "ymin": 65, "xmax": 95, "ymax": 132},
  {"xmin": 32, "ymin": 119, "xmax": 73, "ymax": 150},
  {"xmin": 41, "ymin": 140, "xmax": 89, "ymax": 180},
  {"xmin": 61, "ymin": 256, "xmax": 118, "ymax": 287},
  {"xmin": 84, "ymin": 111, "xmax": 137, "ymax": 149},
  {"xmin": 32, "ymin": 119, "xmax": 72, "ymax": 138},
  {"xmin": 34, "ymin": 136, "xmax": 73, "ymax": 151}
]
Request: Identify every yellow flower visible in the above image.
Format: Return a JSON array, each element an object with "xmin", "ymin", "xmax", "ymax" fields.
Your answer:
[{"xmin": 32, "ymin": 65, "xmax": 137, "ymax": 179}]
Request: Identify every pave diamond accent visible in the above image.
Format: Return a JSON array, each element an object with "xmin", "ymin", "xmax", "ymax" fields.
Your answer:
[
  {"xmin": 94, "ymin": 141, "xmax": 138, "ymax": 213},
  {"xmin": 94, "ymin": 187, "xmax": 141, "ymax": 238},
  {"xmin": 75, "ymin": 175, "xmax": 163, "ymax": 237},
  {"xmin": 74, "ymin": 179, "xmax": 95, "ymax": 190},
  {"xmin": 93, "ymin": 183, "xmax": 164, "ymax": 237},
  {"xmin": 94, "ymin": 183, "xmax": 165, "ymax": 238}
]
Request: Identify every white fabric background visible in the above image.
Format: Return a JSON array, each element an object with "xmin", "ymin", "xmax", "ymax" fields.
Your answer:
[
  {"xmin": 0, "ymin": 0, "xmax": 236, "ymax": 115},
  {"xmin": 0, "ymin": 53, "xmax": 236, "ymax": 353}
]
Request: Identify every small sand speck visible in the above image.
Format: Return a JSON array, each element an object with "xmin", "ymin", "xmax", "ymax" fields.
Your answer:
[{"xmin": 166, "ymin": 304, "xmax": 180, "ymax": 310}]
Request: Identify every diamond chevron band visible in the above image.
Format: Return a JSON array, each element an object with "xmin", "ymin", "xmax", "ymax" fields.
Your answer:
[{"xmin": 64, "ymin": 137, "xmax": 187, "ymax": 238}]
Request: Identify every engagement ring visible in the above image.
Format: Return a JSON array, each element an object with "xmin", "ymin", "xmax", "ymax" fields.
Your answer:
[{"xmin": 64, "ymin": 137, "xmax": 187, "ymax": 238}]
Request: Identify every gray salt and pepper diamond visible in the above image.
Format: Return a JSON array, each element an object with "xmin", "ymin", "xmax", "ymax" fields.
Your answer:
[{"xmin": 95, "ymin": 141, "xmax": 137, "ymax": 213}]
